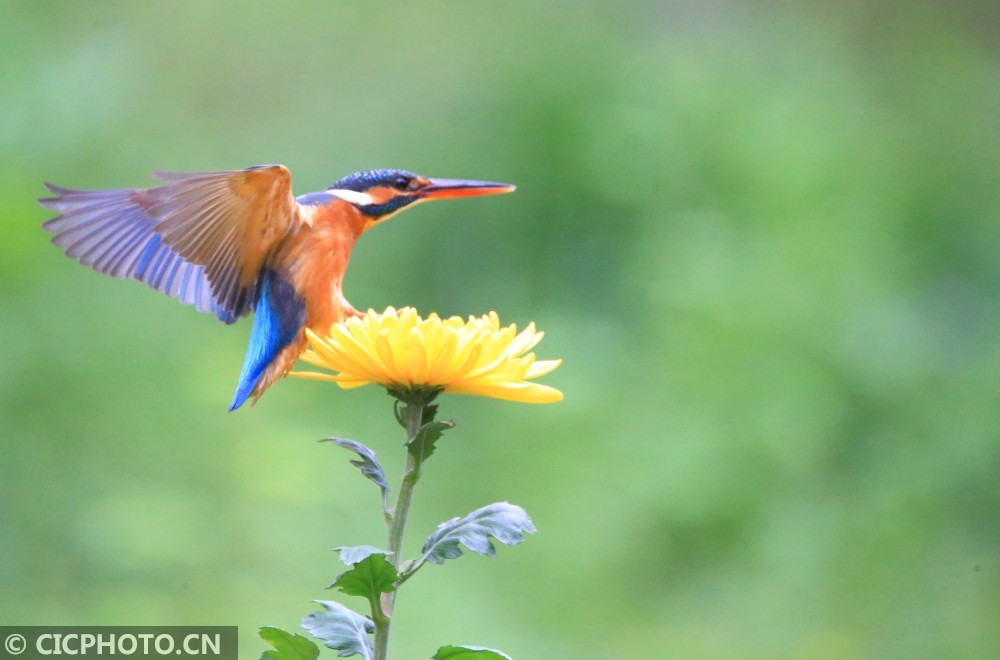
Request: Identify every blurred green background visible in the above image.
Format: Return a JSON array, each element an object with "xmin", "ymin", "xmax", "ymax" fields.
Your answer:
[{"xmin": 2, "ymin": 1, "xmax": 998, "ymax": 657}]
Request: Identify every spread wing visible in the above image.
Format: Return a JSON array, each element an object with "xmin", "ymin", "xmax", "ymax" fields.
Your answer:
[{"xmin": 41, "ymin": 165, "xmax": 301, "ymax": 323}]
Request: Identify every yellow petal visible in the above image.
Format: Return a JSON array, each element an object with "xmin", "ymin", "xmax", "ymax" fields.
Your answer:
[
  {"xmin": 289, "ymin": 370, "xmax": 342, "ymax": 382},
  {"xmin": 426, "ymin": 330, "xmax": 458, "ymax": 384},
  {"xmin": 526, "ymin": 358, "xmax": 562, "ymax": 378},
  {"xmin": 405, "ymin": 326, "xmax": 430, "ymax": 384},
  {"xmin": 295, "ymin": 307, "xmax": 562, "ymax": 404}
]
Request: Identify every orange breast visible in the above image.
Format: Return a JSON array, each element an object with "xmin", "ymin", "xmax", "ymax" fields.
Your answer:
[{"xmin": 277, "ymin": 200, "xmax": 366, "ymax": 333}]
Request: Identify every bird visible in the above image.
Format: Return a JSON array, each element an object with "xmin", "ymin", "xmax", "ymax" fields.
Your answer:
[{"xmin": 39, "ymin": 165, "xmax": 515, "ymax": 410}]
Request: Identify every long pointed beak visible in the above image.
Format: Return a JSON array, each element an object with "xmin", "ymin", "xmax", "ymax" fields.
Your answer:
[{"xmin": 420, "ymin": 178, "xmax": 516, "ymax": 200}]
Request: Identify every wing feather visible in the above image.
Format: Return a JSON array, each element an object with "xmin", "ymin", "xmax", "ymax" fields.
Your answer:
[{"xmin": 41, "ymin": 164, "xmax": 301, "ymax": 323}]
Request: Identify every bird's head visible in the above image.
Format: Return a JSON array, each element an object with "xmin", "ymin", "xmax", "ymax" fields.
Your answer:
[{"xmin": 325, "ymin": 169, "xmax": 515, "ymax": 227}]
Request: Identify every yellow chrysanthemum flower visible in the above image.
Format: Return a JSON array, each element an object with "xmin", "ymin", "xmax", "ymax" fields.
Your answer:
[{"xmin": 293, "ymin": 307, "xmax": 563, "ymax": 404}]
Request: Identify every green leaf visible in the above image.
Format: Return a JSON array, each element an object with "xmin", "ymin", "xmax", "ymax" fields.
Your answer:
[
  {"xmin": 421, "ymin": 502, "xmax": 536, "ymax": 565},
  {"xmin": 431, "ymin": 646, "xmax": 512, "ymax": 659},
  {"xmin": 329, "ymin": 547, "xmax": 399, "ymax": 599},
  {"xmin": 258, "ymin": 626, "xmax": 320, "ymax": 660},
  {"xmin": 407, "ymin": 419, "xmax": 455, "ymax": 462},
  {"xmin": 324, "ymin": 437, "xmax": 389, "ymax": 495},
  {"xmin": 301, "ymin": 600, "xmax": 374, "ymax": 659},
  {"xmin": 421, "ymin": 403, "xmax": 439, "ymax": 425}
]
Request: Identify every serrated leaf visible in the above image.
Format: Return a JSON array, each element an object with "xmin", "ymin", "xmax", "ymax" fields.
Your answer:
[
  {"xmin": 259, "ymin": 627, "xmax": 320, "ymax": 660},
  {"xmin": 324, "ymin": 437, "xmax": 389, "ymax": 493},
  {"xmin": 301, "ymin": 600, "xmax": 374, "ymax": 659},
  {"xmin": 421, "ymin": 403, "xmax": 439, "ymax": 425},
  {"xmin": 432, "ymin": 645, "xmax": 512, "ymax": 659},
  {"xmin": 329, "ymin": 548, "xmax": 398, "ymax": 599},
  {"xmin": 408, "ymin": 419, "xmax": 455, "ymax": 462},
  {"xmin": 421, "ymin": 502, "xmax": 536, "ymax": 565}
]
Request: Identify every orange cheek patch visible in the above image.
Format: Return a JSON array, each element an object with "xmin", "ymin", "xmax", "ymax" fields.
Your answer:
[{"xmin": 365, "ymin": 186, "xmax": 398, "ymax": 205}]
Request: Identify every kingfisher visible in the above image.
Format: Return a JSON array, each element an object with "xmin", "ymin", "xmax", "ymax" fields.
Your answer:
[{"xmin": 40, "ymin": 165, "xmax": 515, "ymax": 410}]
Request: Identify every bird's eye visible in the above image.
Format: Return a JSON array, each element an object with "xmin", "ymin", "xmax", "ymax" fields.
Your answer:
[{"xmin": 392, "ymin": 176, "xmax": 411, "ymax": 191}]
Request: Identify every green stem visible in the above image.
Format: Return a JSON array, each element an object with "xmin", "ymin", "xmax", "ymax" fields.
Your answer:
[{"xmin": 373, "ymin": 402, "xmax": 426, "ymax": 660}]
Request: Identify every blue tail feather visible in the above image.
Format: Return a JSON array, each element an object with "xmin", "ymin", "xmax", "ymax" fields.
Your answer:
[{"xmin": 229, "ymin": 271, "xmax": 306, "ymax": 411}]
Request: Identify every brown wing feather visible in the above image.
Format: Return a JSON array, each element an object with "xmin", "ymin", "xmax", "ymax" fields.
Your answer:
[{"xmin": 143, "ymin": 165, "xmax": 298, "ymax": 315}]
